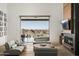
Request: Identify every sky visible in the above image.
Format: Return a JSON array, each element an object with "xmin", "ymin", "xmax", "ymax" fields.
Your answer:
[{"xmin": 21, "ymin": 21, "xmax": 49, "ymax": 30}]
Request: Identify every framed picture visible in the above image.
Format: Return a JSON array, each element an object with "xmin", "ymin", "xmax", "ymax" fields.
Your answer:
[
  {"xmin": 0, "ymin": 10, "xmax": 3, "ymax": 16},
  {"xmin": 0, "ymin": 27, "xmax": 3, "ymax": 31},
  {"xmin": 4, "ymin": 18, "xmax": 7, "ymax": 21},
  {"xmin": 4, "ymin": 13, "xmax": 6, "ymax": 17},
  {"xmin": 0, "ymin": 32, "xmax": 3, "ymax": 37},
  {"xmin": 0, "ymin": 32, "xmax": 2, "ymax": 37},
  {"xmin": 0, "ymin": 16, "xmax": 2, "ymax": 21},
  {"xmin": 4, "ymin": 23, "xmax": 6, "ymax": 26},
  {"xmin": 0, "ymin": 22, "xmax": 3, "ymax": 26}
]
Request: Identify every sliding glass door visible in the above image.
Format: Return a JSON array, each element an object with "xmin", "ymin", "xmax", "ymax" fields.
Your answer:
[{"xmin": 20, "ymin": 16, "xmax": 50, "ymax": 43}]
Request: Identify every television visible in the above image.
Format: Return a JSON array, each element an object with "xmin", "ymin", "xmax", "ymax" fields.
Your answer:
[{"xmin": 61, "ymin": 19, "xmax": 71, "ymax": 30}]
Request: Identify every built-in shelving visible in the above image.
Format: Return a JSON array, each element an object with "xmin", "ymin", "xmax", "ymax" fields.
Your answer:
[
  {"xmin": 0, "ymin": 10, "xmax": 7, "ymax": 39},
  {"xmin": 63, "ymin": 3, "xmax": 75, "ymax": 55}
]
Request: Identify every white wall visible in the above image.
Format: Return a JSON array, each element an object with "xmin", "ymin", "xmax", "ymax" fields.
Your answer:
[
  {"xmin": 7, "ymin": 3, "xmax": 63, "ymax": 44},
  {"xmin": 0, "ymin": 3, "xmax": 7, "ymax": 13},
  {"xmin": 0, "ymin": 3, "xmax": 7, "ymax": 46}
]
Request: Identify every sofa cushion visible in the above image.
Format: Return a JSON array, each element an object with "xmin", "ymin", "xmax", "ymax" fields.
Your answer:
[
  {"xmin": 5, "ymin": 43, "xmax": 10, "ymax": 51},
  {"xmin": 13, "ymin": 46, "xmax": 24, "ymax": 52},
  {"xmin": 11, "ymin": 44, "xmax": 17, "ymax": 49},
  {"xmin": 8, "ymin": 40, "xmax": 16, "ymax": 48}
]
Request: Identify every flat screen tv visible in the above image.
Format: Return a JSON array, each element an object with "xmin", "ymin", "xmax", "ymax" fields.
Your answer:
[{"xmin": 61, "ymin": 19, "xmax": 71, "ymax": 30}]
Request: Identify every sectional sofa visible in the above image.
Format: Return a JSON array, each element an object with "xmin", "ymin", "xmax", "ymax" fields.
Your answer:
[{"xmin": 4, "ymin": 40, "xmax": 25, "ymax": 56}]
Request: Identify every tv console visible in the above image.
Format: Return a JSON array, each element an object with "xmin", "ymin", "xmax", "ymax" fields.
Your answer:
[{"xmin": 63, "ymin": 33, "xmax": 75, "ymax": 53}]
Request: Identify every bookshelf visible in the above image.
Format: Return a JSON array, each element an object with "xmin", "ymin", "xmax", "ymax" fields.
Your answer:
[{"xmin": 0, "ymin": 10, "xmax": 7, "ymax": 40}]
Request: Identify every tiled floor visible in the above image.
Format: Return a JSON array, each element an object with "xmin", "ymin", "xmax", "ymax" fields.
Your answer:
[{"xmin": 21, "ymin": 43, "xmax": 74, "ymax": 56}]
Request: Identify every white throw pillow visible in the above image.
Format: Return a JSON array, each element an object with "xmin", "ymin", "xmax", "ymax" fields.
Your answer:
[{"xmin": 11, "ymin": 44, "xmax": 17, "ymax": 49}]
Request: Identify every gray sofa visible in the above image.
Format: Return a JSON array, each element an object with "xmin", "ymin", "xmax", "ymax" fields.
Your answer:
[
  {"xmin": 34, "ymin": 47, "xmax": 58, "ymax": 56},
  {"xmin": 4, "ymin": 40, "xmax": 25, "ymax": 56}
]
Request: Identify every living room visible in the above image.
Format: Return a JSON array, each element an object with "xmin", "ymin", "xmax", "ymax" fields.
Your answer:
[{"xmin": 0, "ymin": 3, "xmax": 79, "ymax": 56}]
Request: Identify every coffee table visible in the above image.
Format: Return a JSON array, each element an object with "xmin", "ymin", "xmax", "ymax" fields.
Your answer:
[{"xmin": 33, "ymin": 43, "xmax": 57, "ymax": 56}]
